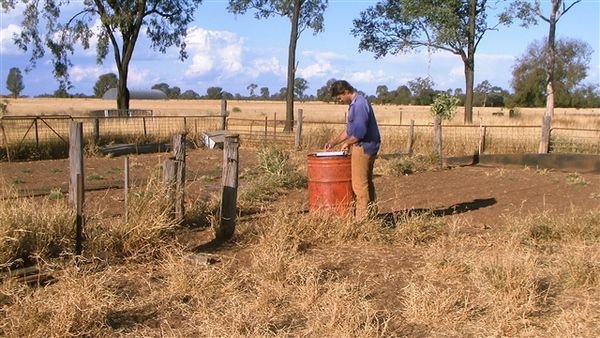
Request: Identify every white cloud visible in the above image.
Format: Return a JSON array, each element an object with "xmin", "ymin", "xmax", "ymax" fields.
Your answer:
[
  {"xmin": 250, "ymin": 57, "xmax": 285, "ymax": 77},
  {"xmin": 297, "ymin": 51, "xmax": 343, "ymax": 79},
  {"xmin": 128, "ymin": 66, "xmax": 160, "ymax": 89},
  {"xmin": 184, "ymin": 27, "xmax": 244, "ymax": 78},
  {"xmin": 70, "ymin": 65, "xmax": 105, "ymax": 82},
  {"xmin": 0, "ymin": 24, "xmax": 22, "ymax": 55},
  {"xmin": 349, "ymin": 69, "xmax": 393, "ymax": 85}
]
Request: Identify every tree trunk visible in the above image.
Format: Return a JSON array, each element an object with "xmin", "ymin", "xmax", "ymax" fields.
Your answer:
[
  {"xmin": 116, "ymin": 76, "xmax": 130, "ymax": 111},
  {"xmin": 284, "ymin": 0, "xmax": 302, "ymax": 132},
  {"xmin": 463, "ymin": 0, "xmax": 476, "ymax": 124},
  {"xmin": 544, "ymin": 0, "xmax": 559, "ymax": 118}
]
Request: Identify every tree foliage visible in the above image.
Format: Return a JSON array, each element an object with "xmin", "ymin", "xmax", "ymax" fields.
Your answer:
[
  {"xmin": 316, "ymin": 78, "xmax": 336, "ymax": 102},
  {"xmin": 430, "ymin": 92, "xmax": 459, "ymax": 121},
  {"xmin": 511, "ymin": 38, "xmax": 593, "ymax": 107},
  {"xmin": 351, "ymin": 0, "xmax": 514, "ymax": 124},
  {"xmin": 260, "ymin": 86, "xmax": 270, "ymax": 99},
  {"xmin": 152, "ymin": 83, "xmax": 181, "ymax": 99},
  {"xmin": 293, "ymin": 77, "xmax": 308, "ymax": 100},
  {"xmin": 502, "ymin": 0, "xmax": 582, "ymax": 117},
  {"xmin": 206, "ymin": 86, "xmax": 224, "ymax": 99},
  {"xmin": 407, "ymin": 77, "xmax": 436, "ymax": 106},
  {"xmin": 93, "ymin": 73, "xmax": 118, "ymax": 98},
  {"xmin": 246, "ymin": 83, "xmax": 258, "ymax": 97},
  {"xmin": 228, "ymin": 0, "xmax": 327, "ymax": 130},
  {"xmin": 6, "ymin": 67, "xmax": 24, "ymax": 98},
  {"xmin": 2, "ymin": 0, "xmax": 203, "ymax": 109}
]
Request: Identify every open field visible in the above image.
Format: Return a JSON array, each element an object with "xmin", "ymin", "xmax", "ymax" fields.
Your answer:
[
  {"xmin": 2, "ymin": 98, "xmax": 600, "ymax": 161},
  {"xmin": 3, "ymin": 97, "xmax": 600, "ymax": 128},
  {"xmin": 1, "ymin": 147, "xmax": 599, "ymax": 336}
]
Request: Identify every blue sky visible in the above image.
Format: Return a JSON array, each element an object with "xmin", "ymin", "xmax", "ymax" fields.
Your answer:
[{"xmin": 0, "ymin": 0, "xmax": 598, "ymax": 97}]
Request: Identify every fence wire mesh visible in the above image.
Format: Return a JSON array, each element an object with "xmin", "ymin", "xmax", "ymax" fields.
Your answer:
[{"xmin": 1, "ymin": 115, "xmax": 599, "ymax": 161}]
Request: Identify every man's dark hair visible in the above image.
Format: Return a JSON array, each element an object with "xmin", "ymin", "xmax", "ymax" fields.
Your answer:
[{"xmin": 330, "ymin": 80, "xmax": 355, "ymax": 97}]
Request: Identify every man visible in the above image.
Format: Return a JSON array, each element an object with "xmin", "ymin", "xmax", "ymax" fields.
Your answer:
[{"xmin": 325, "ymin": 80, "xmax": 381, "ymax": 218}]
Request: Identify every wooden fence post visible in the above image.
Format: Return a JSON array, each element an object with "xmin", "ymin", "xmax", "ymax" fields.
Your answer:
[
  {"xmin": 69, "ymin": 121, "xmax": 84, "ymax": 207},
  {"xmin": 479, "ymin": 125, "xmax": 487, "ymax": 155},
  {"xmin": 93, "ymin": 118, "xmax": 100, "ymax": 144},
  {"xmin": 264, "ymin": 116, "xmax": 268, "ymax": 139},
  {"xmin": 295, "ymin": 109, "xmax": 303, "ymax": 150},
  {"xmin": 220, "ymin": 99, "xmax": 228, "ymax": 130},
  {"xmin": 215, "ymin": 134, "xmax": 240, "ymax": 241},
  {"xmin": 75, "ymin": 173, "xmax": 84, "ymax": 256},
  {"xmin": 34, "ymin": 118, "xmax": 39, "ymax": 148},
  {"xmin": 433, "ymin": 115, "xmax": 443, "ymax": 166},
  {"xmin": 124, "ymin": 156, "xmax": 129, "ymax": 223},
  {"xmin": 0, "ymin": 121, "xmax": 11, "ymax": 162},
  {"xmin": 142, "ymin": 117, "xmax": 147, "ymax": 138},
  {"xmin": 273, "ymin": 112, "xmax": 277, "ymax": 140},
  {"xmin": 538, "ymin": 115, "xmax": 552, "ymax": 154},
  {"xmin": 172, "ymin": 134, "xmax": 186, "ymax": 221},
  {"xmin": 399, "ymin": 108, "xmax": 403, "ymax": 125},
  {"xmin": 406, "ymin": 120, "xmax": 415, "ymax": 156},
  {"xmin": 162, "ymin": 159, "xmax": 178, "ymax": 220}
]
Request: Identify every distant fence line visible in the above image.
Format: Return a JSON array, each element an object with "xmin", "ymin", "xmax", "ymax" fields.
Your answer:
[{"xmin": 1, "ymin": 111, "xmax": 599, "ymax": 161}]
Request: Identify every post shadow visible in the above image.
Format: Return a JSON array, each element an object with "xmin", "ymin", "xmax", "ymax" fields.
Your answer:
[{"xmin": 379, "ymin": 197, "xmax": 497, "ymax": 226}]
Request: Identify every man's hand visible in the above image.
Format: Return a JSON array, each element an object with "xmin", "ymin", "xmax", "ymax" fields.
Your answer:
[{"xmin": 324, "ymin": 142, "xmax": 333, "ymax": 150}]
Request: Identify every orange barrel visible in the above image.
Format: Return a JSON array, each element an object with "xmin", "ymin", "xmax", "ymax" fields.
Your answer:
[{"xmin": 307, "ymin": 153, "xmax": 353, "ymax": 215}]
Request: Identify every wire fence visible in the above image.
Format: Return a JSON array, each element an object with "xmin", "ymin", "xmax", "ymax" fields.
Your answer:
[{"xmin": 1, "ymin": 114, "xmax": 599, "ymax": 161}]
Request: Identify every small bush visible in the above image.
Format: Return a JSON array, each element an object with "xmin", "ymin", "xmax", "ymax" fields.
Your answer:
[
  {"xmin": 0, "ymin": 188, "xmax": 74, "ymax": 265},
  {"xmin": 385, "ymin": 157, "xmax": 415, "ymax": 176}
]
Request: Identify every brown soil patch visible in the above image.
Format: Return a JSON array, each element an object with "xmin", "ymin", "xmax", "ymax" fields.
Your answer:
[
  {"xmin": 1, "ymin": 148, "xmax": 598, "ymax": 227},
  {"xmin": 2, "ymin": 148, "xmax": 599, "ymax": 334}
]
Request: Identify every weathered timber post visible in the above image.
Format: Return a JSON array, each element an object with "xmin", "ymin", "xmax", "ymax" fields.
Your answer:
[
  {"xmin": 142, "ymin": 117, "xmax": 147, "ymax": 138},
  {"xmin": 75, "ymin": 173, "xmax": 84, "ymax": 256},
  {"xmin": 0, "ymin": 121, "xmax": 11, "ymax": 162},
  {"xmin": 295, "ymin": 109, "xmax": 303, "ymax": 150},
  {"xmin": 124, "ymin": 156, "xmax": 130, "ymax": 223},
  {"xmin": 479, "ymin": 125, "xmax": 487, "ymax": 155},
  {"xmin": 220, "ymin": 99, "xmax": 228, "ymax": 130},
  {"xmin": 264, "ymin": 116, "xmax": 268, "ymax": 139},
  {"xmin": 215, "ymin": 134, "xmax": 240, "ymax": 241},
  {"xmin": 433, "ymin": 115, "xmax": 443, "ymax": 166},
  {"xmin": 406, "ymin": 120, "xmax": 415, "ymax": 156},
  {"xmin": 69, "ymin": 122, "xmax": 84, "ymax": 207},
  {"xmin": 273, "ymin": 112, "xmax": 277, "ymax": 140},
  {"xmin": 34, "ymin": 118, "xmax": 39, "ymax": 148},
  {"xmin": 172, "ymin": 134, "xmax": 186, "ymax": 221},
  {"xmin": 93, "ymin": 118, "xmax": 100, "ymax": 144},
  {"xmin": 162, "ymin": 159, "xmax": 179, "ymax": 221},
  {"xmin": 538, "ymin": 115, "xmax": 552, "ymax": 154},
  {"xmin": 399, "ymin": 108, "xmax": 403, "ymax": 125},
  {"xmin": 162, "ymin": 134, "xmax": 186, "ymax": 223}
]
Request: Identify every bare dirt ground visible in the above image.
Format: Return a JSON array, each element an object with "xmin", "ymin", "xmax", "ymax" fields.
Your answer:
[
  {"xmin": 2, "ymin": 147, "xmax": 598, "ymax": 226},
  {"xmin": 1, "ymin": 148, "xmax": 599, "ymax": 335}
]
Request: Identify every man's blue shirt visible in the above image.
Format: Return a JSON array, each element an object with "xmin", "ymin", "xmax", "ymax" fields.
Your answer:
[{"xmin": 347, "ymin": 94, "xmax": 381, "ymax": 156}]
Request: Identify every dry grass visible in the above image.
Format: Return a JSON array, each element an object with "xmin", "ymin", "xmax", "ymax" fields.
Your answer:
[
  {"xmin": 4, "ymin": 97, "xmax": 599, "ymax": 128},
  {"xmin": 2, "ymin": 98, "xmax": 599, "ymax": 159},
  {"xmin": 1, "ymin": 199, "xmax": 598, "ymax": 336},
  {"xmin": 1, "ymin": 145, "xmax": 599, "ymax": 336}
]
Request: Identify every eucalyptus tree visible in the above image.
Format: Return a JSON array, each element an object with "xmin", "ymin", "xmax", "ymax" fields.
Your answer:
[
  {"xmin": 93, "ymin": 73, "xmax": 118, "ymax": 98},
  {"xmin": 260, "ymin": 86, "xmax": 270, "ymax": 99},
  {"xmin": 352, "ymin": 0, "xmax": 515, "ymax": 124},
  {"xmin": 2, "ymin": 0, "xmax": 203, "ymax": 110},
  {"xmin": 6, "ymin": 67, "xmax": 24, "ymax": 98},
  {"xmin": 293, "ymin": 77, "xmax": 308, "ymax": 101},
  {"xmin": 247, "ymin": 83, "xmax": 258, "ymax": 97},
  {"xmin": 228, "ymin": 0, "xmax": 328, "ymax": 131},
  {"xmin": 502, "ymin": 0, "xmax": 581, "ymax": 117},
  {"xmin": 511, "ymin": 38, "xmax": 592, "ymax": 108}
]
